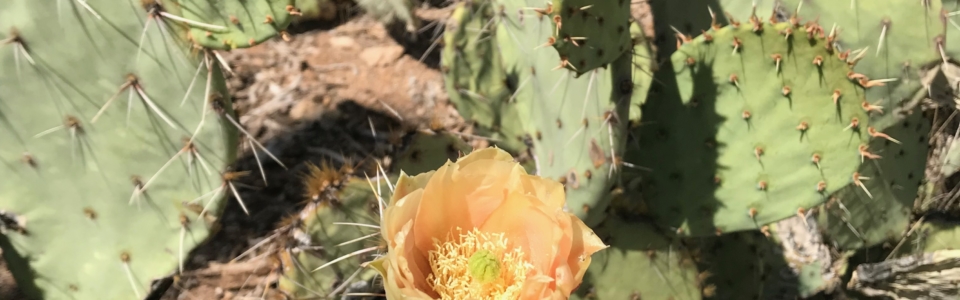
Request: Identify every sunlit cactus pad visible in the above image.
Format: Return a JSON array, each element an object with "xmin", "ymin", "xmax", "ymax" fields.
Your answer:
[
  {"xmin": 0, "ymin": 0, "xmax": 236, "ymax": 298},
  {"xmin": 632, "ymin": 20, "xmax": 909, "ymax": 236},
  {"xmin": 538, "ymin": 0, "xmax": 634, "ymax": 75},
  {"xmin": 492, "ymin": 0, "xmax": 642, "ymax": 226},
  {"xmin": 773, "ymin": 0, "xmax": 948, "ymax": 105},
  {"xmin": 167, "ymin": 0, "xmax": 295, "ymax": 49}
]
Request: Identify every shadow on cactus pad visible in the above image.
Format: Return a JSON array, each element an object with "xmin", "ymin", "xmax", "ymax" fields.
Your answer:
[{"xmin": 571, "ymin": 216, "xmax": 703, "ymax": 300}]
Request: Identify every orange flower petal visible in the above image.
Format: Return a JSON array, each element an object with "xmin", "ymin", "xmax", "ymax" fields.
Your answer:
[
  {"xmin": 479, "ymin": 189, "xmax": 558, "ymax": 277},
  {"xmin": 390, "ymin": 171, "xmax": 435, "ymax": 206},
  {"xmin": 519, "ymin": 173, "xmax": 566, "ymax": 211},
  {"xmin": 389, "ymin": 220, "xmax": 434, "ymax": 296},
  {"xmin": 374, "ymin": 147, "xmax": 608, "ymax": 299},
  {"xmin": 564, "ymin": 214, "xmax": 608, "ymax": 289},
  {"xmin": 452, "ymin": 147, "xmax": 516, "ymax": 166},
  {"xmin": 412, "ymin": 159, "xmax": 524, "ymax": 255}
]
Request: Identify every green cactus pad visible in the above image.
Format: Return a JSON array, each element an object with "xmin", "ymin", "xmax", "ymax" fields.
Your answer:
[
  {"xmin": 356, "ymin": 0, "xmax": 419, "ymax": 32},
  {"xmin": 774, "ymin": 0, "xmax": 947, "ymax": 113},
  {"xmin": 570, "ymin": 217, "xmax": 702, "ymax": 300},
  {"xmin": 898, "ymin": 221, "xmax": 960, "ymax": 254},
  {"xmin": 293, "ymin": 0, "xmax": 337, "ymax": 22},
  {"xmin": 442, "ymin": 0, "xmax": 653, "ymax": 226},
  {"xmin": 168, "ymin": 0, "xmax": 295, "ymax": 49},
  {"xmin": 493, "ymin": 1, "xmax": 645, "ymax": 227},
  {"xmin": 817, "ymin": 107, "xmax": 930, "ymax": 250},
  {"xmin": 632, "ymin": 20, "xmax": 892, "ymax": 236},
  {"xmin": 539, "ymin": 0, "xmax": 633, "ymax": 75},
  {"xmin": 441, "ymin": 2, "xmax": 527, "ymax": 153},
  {"xmin": 629, "ymin": 22, "xmax": 655, "ymax": 122},
  {"xmin": 0, "ymin": 0, "xmax": 237, "ymax": 298},
  {"xmin": 647, "ymin": 0, "xmax": 759, "ymax": 55},
  {"xmin": 393, "ymin": 131, "xmax": 473, "ymax": 176},
  {"xmin": 278, "ymin": 177, "xmax": 391, "ymax": 298}
]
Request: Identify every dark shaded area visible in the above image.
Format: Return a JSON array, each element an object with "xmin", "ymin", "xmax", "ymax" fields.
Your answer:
[
  {"xmin": 627, "ymin": 51, "xmax": 725, "ymax": 236},
  {"xmin": 0, "ymin": 237, "xmax": 37, "ymax": 300},
  {"xmin": 285, "ymin": 3, "xmax": 362, "ymax": 34},
  {"xmin": 616, "ymin": 0, "xmax": 732, "ymax": 236},
  {"xmin": 573, "ymin": 216, "xmax": 701, "ymax": 299},
  {"xmin": 648, "ymin": 0, "xmax": 728, "ymax": 61},
  {"xmin": 687, "ymin": 231, "xmax": 801, "ymax": 300},
  {"xmin": 190, "ymin": 100, "xmax": 407, "ymax": 266},
  {"xmin": 386, "ymin": 17, "xmax": 445, "ymax": 70},
  {"xmin": 156, "ymin": 100, "xmax": 415, "ymax": 298}
]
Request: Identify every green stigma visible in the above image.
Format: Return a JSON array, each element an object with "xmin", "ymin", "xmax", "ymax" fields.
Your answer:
[{"xmin": 468, "ymin": 250, "xmax": 501, "ymax": 284}]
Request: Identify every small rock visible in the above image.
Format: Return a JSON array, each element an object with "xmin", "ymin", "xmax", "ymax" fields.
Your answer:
[
  {"xmin": 360, "ymin": 45, "xmax": 405, "ymax": 67},
  {"xmin": 328, "ymin": 36, "xmax": 357, "ymax": 49}
]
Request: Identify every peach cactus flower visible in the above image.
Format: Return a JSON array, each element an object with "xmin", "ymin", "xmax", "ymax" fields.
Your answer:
[{"xmin": 370, "ymin": 147, "xmax": 608, "ymax": 299}]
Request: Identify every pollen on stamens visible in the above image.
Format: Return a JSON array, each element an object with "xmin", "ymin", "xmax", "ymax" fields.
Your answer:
[{"xmin": 427, "ymin": 227, "xmax": 532, "ymax": 300}]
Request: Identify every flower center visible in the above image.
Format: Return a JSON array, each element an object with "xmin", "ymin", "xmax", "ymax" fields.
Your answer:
[{"xmin": 427, "ymin": 227, "xmax": 532, "ymax": 300}]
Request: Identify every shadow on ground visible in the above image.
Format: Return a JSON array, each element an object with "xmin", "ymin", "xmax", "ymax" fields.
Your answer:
[{"xmin": 156, "ymin": 100, "xmax": 413, "ymax": 299}]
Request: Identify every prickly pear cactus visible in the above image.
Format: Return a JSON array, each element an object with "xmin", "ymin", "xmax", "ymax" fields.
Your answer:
[
  {"xmin": 442, "ymin": 0, "xmax": 653, "ymax": 226},
  {"xmin": 293, "ymin": 0, "xmax": 338, "ymax": 22},
  {"xmin": 570, "ymin": 216, "xmax": 702, "ymax": 300},
  {"xmin": 393, "ymin": 131, "xmax": 472, "ymax": 176},
  {"xmin": 537, "ymin": 0, "xmax": 634, "ymax": 75},
  {"xmin": 774, "ymin": 0, "xmax": 947, "ymax": 108},
  {"xmin": 356, "ymin": 0, "xmax": 419, "ymax": 32},
  {"xmin": 441, "ymin": 3, "xmax": 525, "ymax": 152},
  {"xmin": 817, "ymin": 107, "xmax": 930, "ymax": 250},
  {"xmin": 631, "ymin": 19, "xmax": 920, "ymax": 236},
  {"xmin": 0, "ymin": 0, "xmax": 237, "ymax": 298},
  {"xmin": 493, "ymin": 0, "xmax": 644, "ymax": 227},
  {"xmin": 171, "ymin": 0, "xmax": 296, "ymax": 49},
  {"xmin": 278, "ymin": 177, "xmax": 392, "ymax": 298},
  {"xmin": 647, "ymin": 0, "xmax": 758, "ymax": 55}
]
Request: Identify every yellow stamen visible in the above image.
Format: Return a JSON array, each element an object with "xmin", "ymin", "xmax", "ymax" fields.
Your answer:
[{"xmin": 427, "ymin": 227, "xmax": 532, "ymax": 299}]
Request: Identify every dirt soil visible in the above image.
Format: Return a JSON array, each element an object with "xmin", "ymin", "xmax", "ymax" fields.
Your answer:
[{"xmin": 158, "ymin": 9, "xmax": 462, "ymax": 300}]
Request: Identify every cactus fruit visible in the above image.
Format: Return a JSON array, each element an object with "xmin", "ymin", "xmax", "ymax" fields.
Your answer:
[
  {"xmin": 441, "ymin": 2, "xmax": 527, "ymax": 153},
  {"xmin": 277, "ymin": 176, "xmax": 392, "ymax": 298},
  {"xmin": 492, "ymin": 0, "xmax": 645, "ymax": 227},
  {"xmin": 817, "ymin": 107, "xmax": 930, "ymax": 250},
  {"xmin": 570, "ymin": 217, "xmax": 702, "ymax": 300},
  {"xmin": 0, "ymin": 0, "xmax": 237, "ymax": 298},
  {"xmin": 393, "ymin": 131, "xmax": 472, "ymax": 176},
  {"xmin": 173, "ymin": 0, "xmax": 295, "ymax": 49},
  {"xmin": 630, "ymin": 18, "xmax": 922, "ymax": 237}
]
